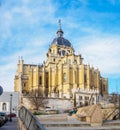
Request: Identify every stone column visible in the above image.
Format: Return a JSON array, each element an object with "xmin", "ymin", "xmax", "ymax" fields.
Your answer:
[
  {"xmin": 19, "ymin": 72, "xmax": 23, "ymax": 106},
  {"xmin": 80, "ymin": 64, "xmax": 84, "ymax": 90},
  {"xmin": 59, "ymin": 64, "xmax": 63, "ymax": 98},
  {"xmin": 48, "ymin": 67, "xmax": 52, "ymax": 97},
  {"xmin": 96, "ymin": 69, "xmax": 100, "ymax": 91},
  {"xmin": 66, "ymin": 64, "xmax": 71, "ymax": 98},
  {"xmin": 42, "ymin": 67, "xmax": 45, "ymax": 96},
  {"xmin": 36, "ymin": 65, "xmax": 39, "ymax": 92},
  {"xmin": 87, "ymin": 65, "xmax": 90, "ymax": 90}
]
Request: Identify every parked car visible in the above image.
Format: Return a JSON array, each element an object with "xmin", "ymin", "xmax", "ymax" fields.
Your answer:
[
  {"xmin": 7, "ymin": 113, "xmax": 16, "ymax": 118},
  {"xmin": 0, "ymin": 112, "xmax": 8, "ymax": 123},
  {"xmin": 0, "ymin": 116, "xmax": 4, "ymax": 127}
]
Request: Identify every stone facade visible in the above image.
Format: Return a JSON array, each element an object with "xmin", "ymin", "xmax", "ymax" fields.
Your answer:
[{"xmin": 14, "ymin": 22, "xmax": 108, "ymax": 107}]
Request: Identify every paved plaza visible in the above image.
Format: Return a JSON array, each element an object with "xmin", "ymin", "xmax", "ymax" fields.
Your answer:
[
  {"xmin": 37, "ymin": 114, "xmax": 120, "ymax": 130},
  {"xmin": 0, "ymin": 117, "xmax": 19, "ymax": 130},
  {"xmin": 46, "ymin": 126, "xmax": 120, "ymax": 130},
  {"xmin": 0, "ymin": 115, "xmax": 120, "ymax": 130}
]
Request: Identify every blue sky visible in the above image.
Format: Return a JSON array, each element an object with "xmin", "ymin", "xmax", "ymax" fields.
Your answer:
[{"xmin": 0, "ymin": 0, "xmax": 120, "ymax": 93}]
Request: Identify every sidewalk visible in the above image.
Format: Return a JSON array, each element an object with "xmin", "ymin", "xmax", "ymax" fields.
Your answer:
[{"xmin": 0, "ymin": 117, "xmax": 19, "ymax": 130}]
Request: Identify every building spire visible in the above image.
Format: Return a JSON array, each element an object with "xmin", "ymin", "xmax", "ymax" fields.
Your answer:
[
  {"xmin": 58, "ymin": 19, "xmax": 61, "ymax": 29},
  {"xmin": 57, "ymin": 19, "xmax": 63, "ymax": 37}
]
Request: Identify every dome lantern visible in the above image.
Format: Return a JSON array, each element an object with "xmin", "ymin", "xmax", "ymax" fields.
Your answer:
[
  {"xmin": 51, "ymin": 20, "xmax": 71, "ymax": 47},
  {"xmin": 57, "ymin": 19, "xmax": 64, "ymax": 37}
]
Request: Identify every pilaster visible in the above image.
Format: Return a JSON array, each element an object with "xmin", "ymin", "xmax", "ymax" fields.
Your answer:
[
  {"xmin": 87, "ymin": 65, "xmax": 90, "ymax": 90},
  {"xmin": 80, "ymin": 64, "xmax": 84, "ymax": 89}
]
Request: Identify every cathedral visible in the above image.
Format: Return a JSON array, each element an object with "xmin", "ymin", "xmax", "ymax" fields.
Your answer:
[{"xmin": 14, "ymin": 21, "xmax": 108, "ymax": 106}]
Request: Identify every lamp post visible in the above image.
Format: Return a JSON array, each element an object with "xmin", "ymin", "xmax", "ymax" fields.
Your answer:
[
  {"xmin": 9, "ymin": 93, "xmax": 13, "ymax": 122},
  {"xmin": 118, "ymin": 95, "xmax": 120, "ymax": 120},
  {"xmin": 74, "ymin": 92, "xmax": 76, "ymax": 107}
]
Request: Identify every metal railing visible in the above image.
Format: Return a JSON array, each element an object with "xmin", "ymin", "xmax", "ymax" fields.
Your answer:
[
  {"xmin": 19, "ymin": 106, "xmax": 46, "ymax": 130},
  {"xmin": 105, "ymin": 107, "xmax": 118, "ymax": 120}
]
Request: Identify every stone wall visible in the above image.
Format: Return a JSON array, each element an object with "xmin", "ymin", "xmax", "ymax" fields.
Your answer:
[
  {"xmin": 47, "ymin": 98, "xmax": 74, "ymax": 110},
  {"xmin": 22, "ymin": 96, "xmax": 74, "ymax": 111}
]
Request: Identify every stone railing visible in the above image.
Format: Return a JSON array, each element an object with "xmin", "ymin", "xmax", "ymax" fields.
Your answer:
[
  {"xmin": 19, "ymin": 106, "xmax": 46, "ymax": 130},
  {"xmin": 73, "ymin": 88, "xmax": 99, "ymax": 94}
]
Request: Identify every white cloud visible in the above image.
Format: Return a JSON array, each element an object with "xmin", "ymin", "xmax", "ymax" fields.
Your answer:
[
  {"xmin": 0, "ymin": 0, "xmax": 120, "ymax": 92},
  {"xmin": 0, "ymin": 48, "xmax": 46, "ymax": 91},
  {"xmin": 0, "ymin": 11, "xmax": 13, "ymax": 41},
  {"xmin": 75, "ymin": 34, "xmax": 120, "ymax": 74},
  {"xmin": 0, "ymin": 0, "xmax": 57, "ymax": 42},
  {"xmin": 0, "ymin": 61, "xmax": 17, "ymax": 91}
]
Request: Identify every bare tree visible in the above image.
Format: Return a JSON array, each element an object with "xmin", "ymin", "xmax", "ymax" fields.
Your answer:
[
  {"xmin": 29, "ymin": 90, "xmax": 47, "ymax": 111},
  {"xmin": 110, "ymin": 93, "xmax": 118, "ymax": 105}
]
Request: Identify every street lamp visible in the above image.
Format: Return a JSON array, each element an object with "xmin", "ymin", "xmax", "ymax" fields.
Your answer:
[
  {"xmin": 9, "ymin": 93, "xmax": 13, "ymax": 122},
  {"xmin": 118, "ymin": 95, "xmax": 120, "ymax": 120}
]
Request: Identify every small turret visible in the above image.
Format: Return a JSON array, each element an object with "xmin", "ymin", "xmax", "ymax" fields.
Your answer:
[{"xmin": 18, "ymin": 56, "xmax": 24, "ymax": 73}]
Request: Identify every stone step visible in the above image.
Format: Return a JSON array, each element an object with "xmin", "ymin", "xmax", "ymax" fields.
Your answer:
[
  {"xmin": 37, "ymin": 114, "xmax": 67, "ymax": 122},
  {"xmin": 42, "ymin": 123, "xmax": 90, "ymax": 127},
  {"xmin": 103, "ymin": 120, "xmax": 120, "ymax": 126},
  {"xmin": 37, "ymin": 114, "xmax": 91, "ymax": 127},
  {"xmin": 45, "ymin": 126, "xmax": 120, "ymax": 130}
]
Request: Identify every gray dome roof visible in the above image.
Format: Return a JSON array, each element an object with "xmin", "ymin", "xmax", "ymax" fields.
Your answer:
[
  {"xmin": 51, "ymin": 37, "xmax": 71, "ymax": 47},
  {"xmin": 51, "ymin": 25, "xmax": 71, "ymax": 47}
]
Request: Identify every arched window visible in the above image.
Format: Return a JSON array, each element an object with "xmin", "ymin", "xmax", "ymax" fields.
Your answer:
[
  {"xmin": 63, "ymin": 73, "xmax": 66, "ymax": 82},
  {"xmin": 53, "ymin": 50, "xmax": 55, "ymax": 54},
  {"xmin": 74, "ymin": 59, "xmax": 77, "ymax": 64},
  {"xmin": 85, "ymin": 101, "xmax": 88, "ymax": 106},
  {"xmin": 39, "ymin": 76, "xmax": 42, "ymax": 85},
  {"xmin": 79, "ymin": 96, "xmax": 82, "ymax": 100},
  {"xmin": 2, "ymin": 103, "xmax": 7, "ymax": 111},
  {"xmin": 103, "ymin": 84, "xmax": 106, "ymax": 91},
  {"xmin": 68, "ymin": 59, "xmax": 71, "ymax": 64},
  {"xmin": 23, "ymin": 82, "xmax": 26, "ymax": 87},
  {"xmin": 84, "ymin": 73, "xmax": 87, "ymax": 83},
  {"xmin": 75, "ymin": 71, "xmax": 77, "ymax": 83},
  {"xmin": 46, "ymin": 72, "xmax": 48, "ymax": 88},
  {"xmin": 53, "ymin": 58, "xmax": 56, "ymax": 62}
]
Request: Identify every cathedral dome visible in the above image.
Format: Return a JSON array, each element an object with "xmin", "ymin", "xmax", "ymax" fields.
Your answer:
[
  {"xmin": 51, "ymin": 20, "xmax": 71, "ymax": 47},
  {"xmin": 51, "ymin": 36, "xmax": 71, "ymax": 47}
]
